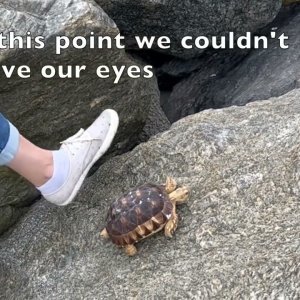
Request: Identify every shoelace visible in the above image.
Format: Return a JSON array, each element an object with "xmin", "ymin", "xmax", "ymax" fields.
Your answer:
[
  {"xmin": 60, "ymin": 128, "xmax": 102, "ymax": 156},
  {"xmin": 60, "ymin": 128, "xmax": 103, "ymax": 144}
]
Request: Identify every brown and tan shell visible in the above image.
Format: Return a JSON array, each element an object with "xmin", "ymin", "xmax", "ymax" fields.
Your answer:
[{"xmin": 105, "ymin": 183, "xmax": 173, "ymax": 246}]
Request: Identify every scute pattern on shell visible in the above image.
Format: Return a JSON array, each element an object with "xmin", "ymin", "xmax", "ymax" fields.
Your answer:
[{"xmin": 106, "ymin": 183, "xmax": 173, "ymax": 246}]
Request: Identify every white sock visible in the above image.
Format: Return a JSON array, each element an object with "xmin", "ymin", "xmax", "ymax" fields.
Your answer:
[{"xmin": 37, "ymin": 149, "xmax": 70, "ymax": 196}]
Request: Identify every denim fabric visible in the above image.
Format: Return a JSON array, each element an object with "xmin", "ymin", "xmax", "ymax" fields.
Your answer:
[
  {"xmin": 0, "ymin": 113, "xmax": 20, "ymax": 165},
  {"xmin": 0, "ymin": 113, "xmax": 10, "ymax": 153}
]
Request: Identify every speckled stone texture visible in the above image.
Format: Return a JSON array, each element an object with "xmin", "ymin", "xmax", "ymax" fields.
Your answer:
[
  {"xmin": 0, "ymin": 0, "xmax": 169, "ymax": 234},
  {"xmin": 0, "ymin": 168, "xmax": 39, "ymax": 234},
  {"xmin": 166, "ymin": 5, "xmax": 300, "ymax": 122},
  {"xmin": 95, "ymin": 0, "xmax": 281, "ymax": 58},
  {"xmin": 1, "ymin": 89, "xmax": 300, "ymax": 299}
]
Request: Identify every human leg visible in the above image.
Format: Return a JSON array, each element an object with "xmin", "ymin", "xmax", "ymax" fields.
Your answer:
[
  {"xmin": 0, "ymin": 110, "xmax": 119, "ymax": 205},
  {"xmin": 0, "ymin": 113, "xmax": 20, "ymax": 166},
  {"xmin": 0, "ymin": 113, "xmax": 58, "ymax": 187},
  {"xmin": 8, "ymin": 136, "xmax": 54, "ymax": 187}
]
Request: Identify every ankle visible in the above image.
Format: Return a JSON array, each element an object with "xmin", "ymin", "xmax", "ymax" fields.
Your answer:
[
  {"xmin": 8, "ymin": 136, "xmax": 55, "ymax": 187},
  {"xmin": 41, "ymin": 150, "xmax": 54, "ymax": 183},
  {"xmin": 37, "ymin": 149, "xmax": 70, "ymax": 195}
]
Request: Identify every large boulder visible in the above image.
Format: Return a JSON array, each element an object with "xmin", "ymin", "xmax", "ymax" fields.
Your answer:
[
  {"xmin": 1, "ymin": 89, "xmax": 300, "ymax": 298},
  {"xmin": 158, "ymin": 49, "xmax": 248, "ymax": 122},
  {"xmin": 165, "ymin": 5, "xmax": 300, "ymax": 122},
  {"xmin": 96, "ymin": 0, "xmax": 281, "ymax": 58},
  {"xmin": 0, "ymin": 0, "xmax": 169, "ymax": 235}
]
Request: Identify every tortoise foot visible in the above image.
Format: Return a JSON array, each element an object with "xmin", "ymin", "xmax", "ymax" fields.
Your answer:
[
  {"xmin": 100, "ymin": 228, "xmax": 109, "ymax": 239},
  {"xmin": 165, "ymin": 177, "xmax": 177, "ymax": 194},
  {"xmin": 124, "ymin": 244, "xmax": 137, "ymax": 256},
  {"xmin": 164, "ymin": 213, "xmax": 178, "ymax": 238}
]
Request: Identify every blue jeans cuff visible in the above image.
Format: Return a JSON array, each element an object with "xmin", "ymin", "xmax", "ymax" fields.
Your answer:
[{"xmin": 0, "ymin": 122, "xmax": 20, "ymax": 165}]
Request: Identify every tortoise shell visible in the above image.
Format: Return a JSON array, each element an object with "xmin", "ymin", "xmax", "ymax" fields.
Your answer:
[{"xmin": 105, "ymin": 183, "xmax": 173, "ymax": 246}]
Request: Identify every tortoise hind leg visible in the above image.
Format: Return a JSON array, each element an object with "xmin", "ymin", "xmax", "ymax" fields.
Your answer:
[
  {"xmin": 164, "ymin": 205, "xmax": 178, "ymax": 238},
  {"xmin": 124, "ymin": 244, "xmax": 137, "ymax": 256},
  {"xmin": 100, "ymin": 228, "xmax": 109, "ymax": 239}
]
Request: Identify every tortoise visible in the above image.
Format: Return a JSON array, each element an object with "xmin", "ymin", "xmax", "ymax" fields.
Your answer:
[{"xmin": 100, "ymin": 177, "xmax": 189, "ymax": 256}]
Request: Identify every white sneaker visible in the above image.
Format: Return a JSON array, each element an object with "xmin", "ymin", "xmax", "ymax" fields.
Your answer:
[{"xmin": 44, "ymin": 109, "xmax": 119, "ymax": 206}]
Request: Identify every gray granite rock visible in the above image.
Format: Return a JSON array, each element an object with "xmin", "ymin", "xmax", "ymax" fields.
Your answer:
[
  {"xmin": 0, "ymin": 0, "xmax": 169, "ymax": 235},
  {"xmin": 1, "ymin": 89, "xmax": 300, "ymax": 299},
  {"xmin": 0, "ymin": 168, "xmax": 39, "ymax": 235},
  {"xmin": 167, "ymin": 5, "xmax": 300, "ymax": 122},
  {"xmin": 95, "ymin": 0, "xmax": 281, "ymax": 58}
]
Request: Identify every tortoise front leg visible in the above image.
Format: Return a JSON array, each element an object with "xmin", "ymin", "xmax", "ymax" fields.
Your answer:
[
  {"xmin": 124, "ymin": 244, "xmax": 137, "ymax": 256},
  {"xmin": 164, "ymin": 205, "xmax": 178, "ymax": 238},
  {"xmin": 164, "ymin": 186, "xmax": 189, "ymax": 237},
  {"xmin": 165, "ymin": 177, "xmax": 177, "ymax": 194}
]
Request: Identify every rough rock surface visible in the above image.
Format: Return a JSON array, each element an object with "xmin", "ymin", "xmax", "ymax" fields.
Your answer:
[
  {"xmin": 1, "ymin": 89, "xmax": 300, "ymax": 299},
  {"xmin": 0, "ymin": 0, "xmax": 169, "ymax": 234},
  {"xmin": 0, "ymin": 168, "xmax": 39, "ymax": 235},
  {"xmin": 166, "ymin": 5, "xmax": 300, "ymax": 122},
  {"xmin": 96, "ymin": 0, "xmax": 281, "ymax": 58}
]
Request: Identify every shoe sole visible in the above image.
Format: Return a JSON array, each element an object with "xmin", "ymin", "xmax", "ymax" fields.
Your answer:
[{"xmin": 58, "ymin": 109, "xmax": 119, "ymax": 206}]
